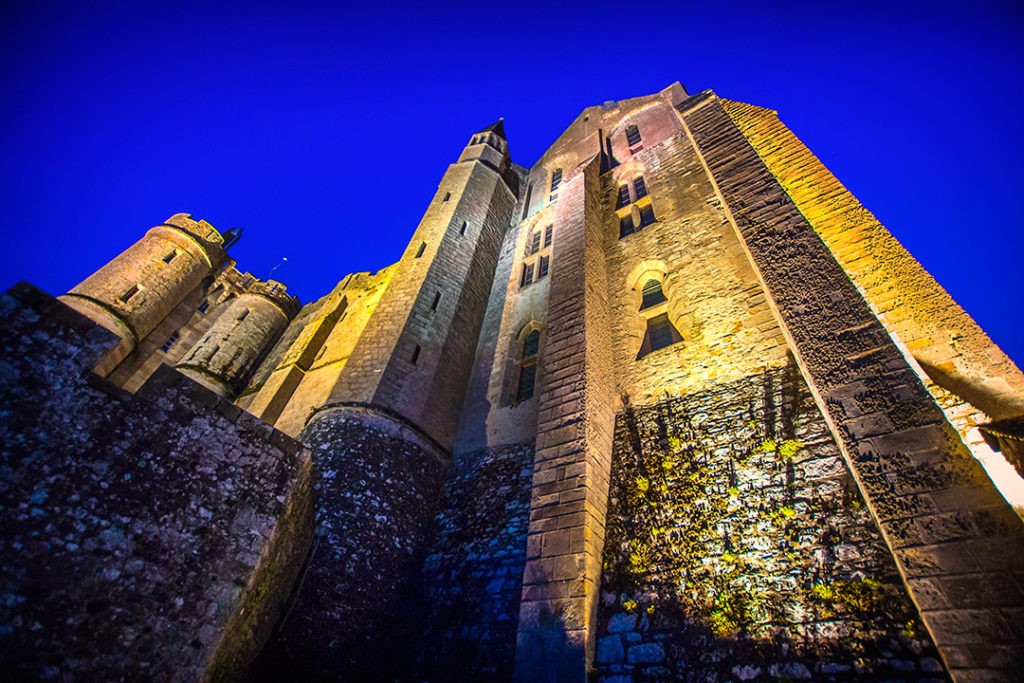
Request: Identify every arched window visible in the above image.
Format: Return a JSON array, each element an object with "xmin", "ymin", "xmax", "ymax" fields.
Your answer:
[
  {"xmin": 516, "ymin": 328, "xmax": 541, "ymax": 401},
  {"xmin": 640, "ymin": 279, "xmax": 667, "ymax": 309}
]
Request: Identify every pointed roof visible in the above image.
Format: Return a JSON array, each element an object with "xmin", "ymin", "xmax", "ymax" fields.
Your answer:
[{"xmin": 480, "ymin": 118, "xmax": 505, "ymax": 139}]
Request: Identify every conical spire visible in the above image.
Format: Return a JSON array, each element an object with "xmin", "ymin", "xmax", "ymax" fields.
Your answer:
[{"xmin": 480, "ymin": 117, "xmax": 505, "ymax": 140}]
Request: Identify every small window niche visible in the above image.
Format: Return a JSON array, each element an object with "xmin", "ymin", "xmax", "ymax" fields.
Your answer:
[
  {"xmin": 161, "ymin": 249, "xmax": 178, "ymax": 264},
  {"xmin": 460, "ymin": 221, "xmax": 467, "ymax": 236},
  {"xmin": 410, "ymin": 344, "xmax": 421, "ymax": 365},
  {"xmin": 119, "ymin": 284, "xmax": 141, "ymax": 303},
  {"xmin": 415, "ymin": 242, "xmax": 427, "ymax": 258}
]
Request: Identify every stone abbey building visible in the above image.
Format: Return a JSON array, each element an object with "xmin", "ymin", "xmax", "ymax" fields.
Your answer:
[{"xmin": 2, "ymin": 83, "xmax": 1024, "ymax": 682}]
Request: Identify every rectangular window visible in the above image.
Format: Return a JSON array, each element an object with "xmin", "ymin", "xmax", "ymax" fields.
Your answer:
[
  {"xmin": 530, "ymin": 232, "xmax": 541, "ymax": 255},
  {"xmin": 119, "ymin": 284, "xmax": 140, "ymax": 303},
  {"xmin": 639, "ymin": 205, "xmax": 656, "ymax": 227},
  {"xmin": 410, "ymin": 344, "xmax": 421, "ymax": 364},
  {"xmin": 430, "ymin": 291, "xmax": 441, "ymax": 312},
  {"xmin": 633, "ymin": 177, "xmax": 648, "ymax": 200},
  {"xmin": 516, "ymin": 363, "xmax": 537, "ymax": 402},
  {"xmin": 460, "ymin": 221, "xmax": 467, "ymax": 235},
  {"xmin": 538, "ymin": 255, "xmax": 550, "ymax": 279},
  {"xmin": 550, "ymin": 168, "xmax": 562, "ymax": 192},
  {"xmin": 543, "ymin": 224, "xmax": 553, "ymax": 248},
  {"xmin": 162, "ymin": 250, "xmax": 178, "ymax": 264},
  {"xmin": 520, "ymin": 262, "xmax": 534, "ymax": 288},
  {"xmin": 161, "ymin": 332, "xmax": 179, "ymax": 353},
  {"xmin": 619, "ymin": 215, "xmax": 635, "ymax": 239},
  {"xmin": 415, "ymin": 242, "xmax": 426, "ymax": 258},
  {"xmin": 626, "ymin": 124, "xmax": 642, "ymax": 150},
  {"xmin": 616, "ymin": 185, "xmax": 631, "ymax": 208},
  {"xmin": 198, "ymin": 301, "xmax": 210, "ymax": 313},
  {"xmin": 237, "ymin": 309, "xmax": 250, "ymax": 321}
]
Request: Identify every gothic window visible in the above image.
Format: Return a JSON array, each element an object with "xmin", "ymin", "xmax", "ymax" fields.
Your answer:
[
  {"xmin": 633, "ymin": 177, "xmax": 648, "ymax": 200},
  {"xmin": 544, "ymin": 224, "xmax": 553, "ymax": 248},
  {"xmin": 538, "ymin": 255, "xmax": 550, "ymax": 279},
  {"xmin": 640, "ymin": 279, "xmax": 667, "ymax": 309},
  {"xmin": 619, "ymin": 215, "xmax": 635, "ymax": 238},
  {"xmin": 626, "ymin": 124, "xmax": 643, "ymax": 153},
  {"xmin": 639, "ymin": 205, "xmax": 656, "ymax": 228},
  {"xmin": 415, "ymin": 242, "xmax": 426, "ymax": 258},
  {"xmin": 530, "ymin": 231, "xmax": 541, "ymax": 255},
  {"xmin": 516, "ymin": 328, "xmax": 541, "ymax": 402},
  {"xmin": 645, "ymin": 314, "xmax": 680, "ymax": 352},
  {"xmin": 616, "ymin": 185, "xmax": 631, "ymax": 208}
]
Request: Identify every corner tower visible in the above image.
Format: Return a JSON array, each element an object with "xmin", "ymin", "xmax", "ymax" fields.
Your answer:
[{"xmin": 266, "ymin": 121, "xmax": 523, "ymax": 678}]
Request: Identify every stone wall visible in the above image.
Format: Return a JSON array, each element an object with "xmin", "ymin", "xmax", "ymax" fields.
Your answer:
[
  {"xmin": 0, "ymin": 282, "xmax": 314, "ymax": 681},
  {"xmin": 597, "ymin": 366, "xmax": 947, "ymax": 682},
  {"xmin": 413, "ymin": 442, "xmax": 535, "ymax": 681}
]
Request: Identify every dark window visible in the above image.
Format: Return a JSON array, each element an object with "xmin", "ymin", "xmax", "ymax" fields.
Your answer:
[
  {"xmin": 616, "ymin": 185, "xmax": 631, "ymax": 208},
  {"xmin": 619, "ymin": 215, "xmax": 635, "ymax": 238},
  {"xmin": 530, "ymin": 231, "xmax": 541, "ymax": 255},
  {"xmin": 640, "ymin": 279, "xmax": 668, "ymax": 309},
  {"xmin": 237, "ymin": 309, "xmax": 250, "ymax": 321},
  {"xmin": 410, "ymin": 344, "xmax": 421, "ymax": 364},
  {"xmin": 198, "ymin": 301, "xmax": 210, "ymax": 313},
  {"xmin": 207, "ymin": 344, "xmax": 220, "ymax": 361},
  {"xmin": 460, "ymin": 221, "xmax": 467, "ymax": 235},
  {"xmin": 550, "ymin": 168, "xmax": 563, "ymax": 192},
  {"xmin": 520, "ymin": 262, "xmax": 534, "ymax": 287},
  {"xmin": 162, "ymin": 250, "xmax": 177, "ymax": 264},
  {"xmin": 516, "ymin": 363, "xmax": 537, "ymax": 402},
  {"xmin": 626, "ymin": 124, "xmax": 642, "ymax": 150},
  {"xmin": 523, "ymin": 329, "xmax": 540, "ymax": 358},
  {"xmin": 415, "ymin": 242, "xmax": 426, "ymax": 258},
  {"xmin": 544, "ymin": 224, "xmax": 553, "ymax": 248},
  {"xmin": 430, "ymin": 291, "xmax": 441, "ymax": 312},
  {"xmin": 119, "ymin": 284, "xmax": 140, "ymax": 303},
  {"xmin": 161, "ymin": 332, "xmax": 179, "ymax": 352},
  {"xmin": 648, "ymin": 314, "xmax": 676, "ymax": 351},
  {"xmin": 443, "ymin": 192, "xmax": 451, "ymax": 202},
  {"xmin": 538, "ymin": 255, "xmax": 550, "ymax": 279},
  {"xmin": 639, "ymin": 205, "xmax": 656, "ymax": 227},
  {"xmin": 633, "ymin": 177, "xmax": 648, "ymax": 200}
]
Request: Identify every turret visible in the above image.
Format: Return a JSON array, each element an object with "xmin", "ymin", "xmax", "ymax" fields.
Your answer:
[
  {"xmin": 175, "ymin": 280, "xmax": 299, "ymax": 398},
  {"xmin": 59, "ymin": 213, "xmax": 229, "ymax": 375}
]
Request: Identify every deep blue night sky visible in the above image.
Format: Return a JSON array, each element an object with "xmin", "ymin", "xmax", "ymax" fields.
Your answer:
[{"xmin": 1, "ymin": 1, "xmax": 1022, "ymax": 366}]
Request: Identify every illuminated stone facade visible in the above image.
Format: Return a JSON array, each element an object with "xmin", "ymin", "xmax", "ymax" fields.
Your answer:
[{"xmin": 2, "ymin": 85, "xmax": 1024, "ymax": 682}]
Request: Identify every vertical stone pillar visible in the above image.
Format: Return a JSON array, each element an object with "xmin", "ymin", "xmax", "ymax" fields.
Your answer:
[
  {"xmin": 679, "ymin": 93, "xmax": 1024, "ymax": 681},
  {"xmin": 514, "ymin": 156, "xmax": 617, "ymax": 682}
]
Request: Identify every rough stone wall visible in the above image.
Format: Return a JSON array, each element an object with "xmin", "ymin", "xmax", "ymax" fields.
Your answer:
[
  {"xmin": 721, "ymin": 100, "xmax": 1024, "ymax": 422},
  {"xmin": 597, "ymin": 366, "xmax": 947, "ymax": 682},
  {"xmin": 261, "ymin": 407, "xmax": 447, "ymax": 681},
  {"xmin": 515, "ymin": 156, "xmax": 618, "ymax": 682},
  {"xmin": 679, "ymin": 92, "xmax": 1024, "ymax": 680},
  {"xmin": 0, "ymin": 283, "xmax": 314, "ymax": 681},
  {"xmin": 412, "ymin": 442, "xmax": 535, "ymax": 681}
]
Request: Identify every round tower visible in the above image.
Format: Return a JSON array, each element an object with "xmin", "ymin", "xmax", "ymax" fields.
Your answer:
[
  {"xmin": 175, "ymin": 281, "xmax": 299, "ymax": 398},
  {"xmin": 59, "ymin": 213, "xmax": 228, "ymax": 375}
]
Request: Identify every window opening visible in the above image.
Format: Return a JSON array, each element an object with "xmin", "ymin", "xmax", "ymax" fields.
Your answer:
[
  {"xmin": 162, "ymin": 250, "xmax": 178, "ymax": 264},
  {"xmin": 520, "ymin": 262, "xmax": 535, "ymax": 288},
  {"xmin": 516, "ymin": 328, "xmax": 541, "ymax": 401},
  {"xmin": 198, "ymin": 301, "xmax": 210, "ymax": 313},
  {"xmin": 410, "ymin": 344, "xmax": 421, "ymax": 364},
  {"xmin": 544, "ymin": 224, "xmax": 553, "ymax": 248},
  {"xmin": 237, "ymin": 309, "xmax": 250, "ymax": 322},
  {"xmin": 639, "ymin": 205, "xmax": 656, "ymax": 228},
  {"xmin": 626, "ymin": 124, "xmax": 642, "ymax": 152},
  {"xmin": 119, "ymin": 284, "xmax": 140, "ymax": 303},
  {"xmin": 530, "ymin": 231, "xmax": 541, "ymax": 255},
  {"xmin": 443, "ymin": 192, "xmax": 451, "ymax": 202},
  {"xmin": 619, "ymin": 215, "xmax": 635, "ymax": 239},
  {"xmin": 161, "ymin": 332, "xmax": 179, "ymax": 353},
  {"xmin": 522, "ymin": 183, "xmax": 533, "ymax": 219},
  {"xmin": 616, "ymin": 185, "xmax": 630, "ymax": 208},
  {"xmin": 430, "ymin": 291, "xmax": 441, "ymax": 312},
  {"xmin": 206, "ymin": 344, "xmax": 220, "ymax": 361},
  {"xmin": 633, "ymin": 177, "xmax": 648, "ymax": 200},
  {"xmin": 460, "ymin": 221, "xmax": 467, "ymax": 235},
  {"xmin": 538, "ymin": 255, "xmax": 550, "ymax": 279},
  {"xmin": 640, "ymin": 279, "xmax": 667, "ymax": 309},
  {"xmin": 648, "ymin": 314, "xmax": 676, "ymax": 351},
  {"xmin": 415, "ymin": 242, "xmax": 426, "ymax": 258},
  {"xmin": 550, "ymin": 168, "xmax": 562, "ymax": 192}
]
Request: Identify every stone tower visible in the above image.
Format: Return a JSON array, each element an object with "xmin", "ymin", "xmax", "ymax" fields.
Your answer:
[
  {"xmin": 59, "ymin": 213, "xmax": 228, "ymax": 375},
  {"xmin": 262, "ymin": 120, "xmax": 523, "ymax": 676}
]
